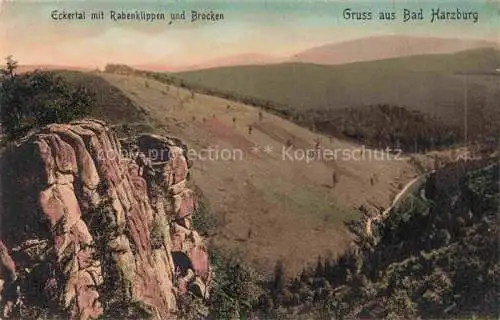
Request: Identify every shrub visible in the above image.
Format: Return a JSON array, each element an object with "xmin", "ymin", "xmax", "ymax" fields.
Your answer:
[
  {"xmin": 207, "ymin": 250, "xmax": 263, "ymax": 319},
  {"xmin": 0, "ymin": 57, "xmax": 94, "ymax": 139}
]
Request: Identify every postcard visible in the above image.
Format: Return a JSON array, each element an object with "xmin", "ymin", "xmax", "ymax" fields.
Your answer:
[{"xmin": 0, "ymin": 0, "xmax": 498, "ymax": 319}]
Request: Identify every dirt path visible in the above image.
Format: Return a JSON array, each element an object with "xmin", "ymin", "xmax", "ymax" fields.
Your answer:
[{"xmin": 382, "ymin": 171, "xmax": 432, "ymax": 217}]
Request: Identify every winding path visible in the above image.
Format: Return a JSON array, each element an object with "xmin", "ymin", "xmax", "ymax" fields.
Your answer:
[
  {"xmin": 366, "ymin": 170, "xmax": 434, "ymax": 235},
  {"xmin": 381, "ymin": 170, "xmax": 434, "ymax": 217}
]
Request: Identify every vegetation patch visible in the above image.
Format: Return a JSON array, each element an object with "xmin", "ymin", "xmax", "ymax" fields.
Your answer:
[{"xmin": 0, "ymin": 57, "xmax": 93, "ymax": 139}]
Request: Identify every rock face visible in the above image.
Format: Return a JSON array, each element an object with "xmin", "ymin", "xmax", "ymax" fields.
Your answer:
[{"xmin": 0, "ymin": 119, "xmax": 210, "ymax": 319}]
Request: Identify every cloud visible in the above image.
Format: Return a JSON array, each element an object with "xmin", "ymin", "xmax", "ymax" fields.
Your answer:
[{"xmin": 52, "ymin": 27, "xmax": 182, "ymax": 66}]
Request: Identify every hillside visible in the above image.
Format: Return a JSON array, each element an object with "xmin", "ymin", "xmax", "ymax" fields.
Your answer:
[
  {"xmin": 174, "ymin": 48, "xmax": 500, "ymax": 145},
  {"xmin": 99, "ymin": 72, "xmax": 421, "ymax": 276},
  {"xmin": 262, "ymin": 157, "xmax": 499, "ymax": 319},
  {"xmin": 292, "ymin": 36, "xmax": 498, "ymax": 65},
  {"xmin": 58, "ymin": 71, "xmax": 149, "ymax": 126}
]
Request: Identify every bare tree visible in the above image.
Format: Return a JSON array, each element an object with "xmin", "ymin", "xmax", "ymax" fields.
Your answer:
[{"xmin": 1, "ymin": 55, "xmax": 18, "ymax": 78}]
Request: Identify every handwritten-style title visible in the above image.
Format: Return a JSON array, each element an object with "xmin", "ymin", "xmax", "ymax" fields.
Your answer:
[
  {"xmin": 343, "ymin": 8, "xmax": 479, "ymax": 23},
  {"xmin": 50, "ymin": 10, "xmax": 224, "ymax": 23}
]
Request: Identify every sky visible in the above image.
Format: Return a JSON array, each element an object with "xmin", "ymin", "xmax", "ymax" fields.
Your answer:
[{"xmin": 0, "ymin": 0, "xmax": 499, "ymax": 68}]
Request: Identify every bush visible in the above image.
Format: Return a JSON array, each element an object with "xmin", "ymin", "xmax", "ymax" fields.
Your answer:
[
  {"xmin": 191, "ymin": 187, "xmax": 220, "ymax": 236},
  {"xmin": 0, "ymin": 57, "xmax": 94, "ymax": 139},
  {"xmin": 207, "ymin": 249, "xmax": 263, "ymax": 319}
]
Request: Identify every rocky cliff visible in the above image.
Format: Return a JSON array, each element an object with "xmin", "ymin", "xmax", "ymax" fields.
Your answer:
[{"xmin": 0, "ymin": 119, "xmax": 210, "ymax": 319}]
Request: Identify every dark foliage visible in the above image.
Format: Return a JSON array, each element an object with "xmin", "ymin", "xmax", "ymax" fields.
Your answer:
[
  {"xmin": 177, "ymin": 195, "xmax": 262, "ymax": 320},
  {"xmin": 202, "ymin": 249, "xmax": 262, "ymax": 320},
  {"xmin": 0, "ymin": 59, "xmax": 94, "ymax": 139},
  {"xmin": 311, "ymin": 105, "xmax": 461, "ymax": 152},
  {"xmin": 104, "ymin": 64, "xmax": 136, "ymax": 75},
  {"xmin": 191, "ymin": 186, "xmax": 221, "ymax": 237}
]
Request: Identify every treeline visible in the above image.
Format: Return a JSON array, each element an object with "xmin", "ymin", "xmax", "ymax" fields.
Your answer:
[
  {"xmin": 311, "ymin": 105, "xmax": 462, "ymax": 152},
  {"xmin": 104, "ymin": 64, "xmax": 136, "ymax": 75}
]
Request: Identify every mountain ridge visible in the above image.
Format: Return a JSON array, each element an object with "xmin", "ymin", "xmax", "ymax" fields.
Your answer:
[
  {"xmin": 131, "ymin": 36, "xmax": 498, "ymax": 72},
  {"xmin": 291, "ymin": 35, "xmax": 498, "ymax": 65}
]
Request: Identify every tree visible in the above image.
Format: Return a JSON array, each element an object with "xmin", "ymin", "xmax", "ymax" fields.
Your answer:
[
  {"xmin": 271, "ymin": 260, "xmax": 286, "ymax": 307},
  {"xmin": 314, "ymin": 256, "xmax": 324, "ymax": 277},
  {"xmin": 208, "ymin": 251, "xmax": 262, "ymax": 319},
  {"xmin": 0, "ymin": 55, "xmax": 18, "ymax": 79}
]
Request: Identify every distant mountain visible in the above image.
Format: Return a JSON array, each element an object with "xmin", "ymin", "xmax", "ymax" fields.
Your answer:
[
  {"xmin": 291, "ymin": 36, "xmax": 498, "ymax": 65},
  {"xmin": 181, "ymin": 53, "xmax": 286, "ymax": 71},
  {"xmin": 135, "ymin": 53, "xmax": 285, "ymax": 72},
  {"xmin": 135, "ymin": 36, "xmax": 497, "ymax": 72}
]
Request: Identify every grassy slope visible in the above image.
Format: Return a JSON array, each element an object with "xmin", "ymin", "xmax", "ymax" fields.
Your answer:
[
  {"xmin": 175, "ymin": 48, "xmax": 500, "ymax": 126},
  {"xmin": 57, "ymin": 70, "xmax": 149, "ymax": 125},
  {"xmin": 99, "ymin": 72, "xmax": 418, "ymax": 276}
]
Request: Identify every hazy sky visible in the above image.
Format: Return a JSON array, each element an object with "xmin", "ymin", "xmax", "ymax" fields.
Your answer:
[{"xmin": 1, "ymin": 0, "xmax": 499, "ymax": 68}]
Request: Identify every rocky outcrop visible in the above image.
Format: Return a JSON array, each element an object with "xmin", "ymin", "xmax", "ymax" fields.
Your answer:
[{"xmin": 0, "ymin": 119, "xmax": 210, "ymax": 319}]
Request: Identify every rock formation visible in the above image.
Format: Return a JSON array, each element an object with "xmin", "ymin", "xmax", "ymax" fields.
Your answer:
[{"xmin": 0, "ymin": 119, "xmax": 210, "ymax": 319}]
